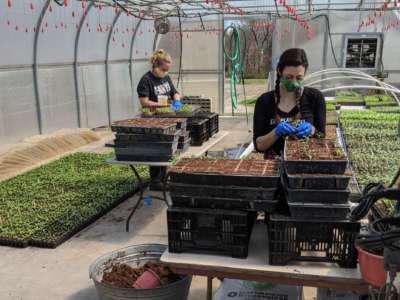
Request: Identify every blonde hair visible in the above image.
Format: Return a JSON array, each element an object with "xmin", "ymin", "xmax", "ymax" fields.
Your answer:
[{"xmin": 150, "ymin": 49, "xmax": 172, "ymax": 67}]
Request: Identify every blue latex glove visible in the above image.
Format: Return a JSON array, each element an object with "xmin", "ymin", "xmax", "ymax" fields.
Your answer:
[
  {"xmin": 295, "ymin": 121, "xmax": 313, "ymax": 138},
  {"xmin": 275, "ymin": 122, "xmax": 297, "ymax": 137},
  {"xmin": 171, "ymin": 99, "xmax": 182, "ymax": 111}
]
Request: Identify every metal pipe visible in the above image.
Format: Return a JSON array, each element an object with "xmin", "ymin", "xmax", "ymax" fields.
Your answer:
[
  {"xmin": 33, "ymin": 0, "xmax": 51, "ymax": 134},
  {"xmin": 105, "ymin": 10, "xmax": 122, "ymax": 126},
  {"xmin": 321, "ymin": 85, "xmax": 400, "ymax": 106},
  {"xmin": 307, "ymin": 75, "xmax": 400, "ymax": 104},
  {"xmin": 128, "ymin": 17, "xmax": 144, "ymax": 116},
  {"xmin": 74, "ymin": 2, "xmax": 95, "ymax": 128}
]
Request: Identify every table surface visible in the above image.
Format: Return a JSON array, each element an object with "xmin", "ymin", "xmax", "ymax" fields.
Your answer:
[
  {"xmin": 161, "ymin": 223, "xmax": 370, "ymax": 293},
  {"xmin": 106, "ymin": 158, "xmax": 173, "ymax": 167}
]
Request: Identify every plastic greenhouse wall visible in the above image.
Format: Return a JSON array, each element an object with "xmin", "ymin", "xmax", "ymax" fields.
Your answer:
[
  {"xmin": 0, "ymin": 0, "xmax": 156, "ymax": 144},
  {"xmin": 0, "ymin": 0, "xmax": 223, "ymax": 144},
  {"xmin": 271, "ymin": 9, "xmax": 400, "ymax": 91}
]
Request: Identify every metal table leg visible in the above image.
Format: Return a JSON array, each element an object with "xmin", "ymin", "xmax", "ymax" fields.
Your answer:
[
  {"xmin": 207, "ymin": 277, "xmax": 213, "ymax": 300},
  {"xmin": 126, "ymin": 165, "xmax": 144, "ymax": 232},
  {"xmin": 125, "ymin": 165, "xmax": 169, "ymax": 232}
]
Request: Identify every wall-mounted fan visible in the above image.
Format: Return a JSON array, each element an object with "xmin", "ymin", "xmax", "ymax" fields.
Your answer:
[{"xmin": 154, "ymin": 17, "xmax": 170, "ymax": 34}]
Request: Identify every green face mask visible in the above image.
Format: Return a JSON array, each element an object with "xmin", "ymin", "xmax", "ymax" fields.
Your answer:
[{"xmin": 280, "ymin": 76, "xmax": 304, "ymax": 92}]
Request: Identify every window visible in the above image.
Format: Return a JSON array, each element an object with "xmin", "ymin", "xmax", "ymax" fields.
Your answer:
[{"xmin": 345, "ymin": 38, "xmax": 378, "ymax": 68}]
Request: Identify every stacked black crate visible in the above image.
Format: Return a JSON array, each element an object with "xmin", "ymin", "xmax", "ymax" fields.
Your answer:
[
  {"xmin": 110, "ymin": 118, "xmax": 184, "ymax": 162},
  {"xmin": 187, "ymin": 118, "xmax": 209, "ymax": 146},
  {"xmin": 194, "ymin": 112, "xmax": 219, "ymax": 137},
  {"xmin": 269, "ymin": 129, "xmax": 360, "ymax": 268},
  {"xmin": 167, "ymin": 158, "xmax": 280, "ymax": 259}
]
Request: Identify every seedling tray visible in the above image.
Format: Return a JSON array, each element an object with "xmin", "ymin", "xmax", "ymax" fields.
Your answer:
[
  {"xmin": 169, "ymin": 171, "xmax": 279, "ymax": 188},
  {"xmin": 268, "ymin": 215, "xmax": 360, "ymax": 268},
  {"xmin": 169, "ymin": 158, "xmax": 280, "ymax": 188},
  {"xmin": 284, "ymin": 139, "xmax": 348, "ymax": 174},
  {"xmin": 111, "ymin": 118, "xmax": 178, "ymax": 135},
  {"xmin": 288, "ymin": 202, "xmax": 350, "ymax": 219},
  {"xmin": 115, "ymin": 131, "xmax": 180, "ymax": 143},
  {"xmin": 170, "ymin": 195, "xmax": 251, "ymax": 210},
  {"xmin": 112, "ymin": 140, "xmax": 179, "ymax": 151},
  {"xmin": 285, "ymin": 165, "xmax": 351, "ymax": 190},
  {"xmin": 169, "ymin": 183, "xmax": 277, "ymax": 200},
  {"xmin": 115, "ymin": 154, "xmax": 174, "ymax": 162},
  {"xmin": 285, "ymin": 185, "xmax": 350, "ymax": 204},
  {"xmin": 168, "ymin": 207, "xmax": 255, "ymax": 258}
]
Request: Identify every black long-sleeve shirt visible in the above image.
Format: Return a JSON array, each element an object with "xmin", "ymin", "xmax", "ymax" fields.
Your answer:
[{"xmin": 253, "ymin": 87, "xmax": 326, "ymax": 155}]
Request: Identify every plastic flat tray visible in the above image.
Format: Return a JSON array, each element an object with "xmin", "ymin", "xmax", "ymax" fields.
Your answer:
[
  {"xmin": 288, "ymin": 202, "xmax": 351, "ymax": 219},
  {"xmin": 169, "ymin": 182, "xmax": 277, "ymax": 200}
]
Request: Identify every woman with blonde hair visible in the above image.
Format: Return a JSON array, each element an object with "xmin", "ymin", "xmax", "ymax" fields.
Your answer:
[
  {"xmin": 137, "ymin": 49, "xmax": 182, "ymax": 190},
  {"xmin": 137, "ymin": 49, "xmax": 182, "ymax": 110}
]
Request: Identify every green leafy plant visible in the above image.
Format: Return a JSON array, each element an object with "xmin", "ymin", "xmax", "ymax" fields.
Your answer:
[{"xmin": 0, "ymin": 153, "xmax": 148, "ymax": 243}]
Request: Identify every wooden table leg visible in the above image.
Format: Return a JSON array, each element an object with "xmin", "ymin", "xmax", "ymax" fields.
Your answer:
[{"xmin": 207, "ymin": 276, "xmax": 213, "ymax": 300}]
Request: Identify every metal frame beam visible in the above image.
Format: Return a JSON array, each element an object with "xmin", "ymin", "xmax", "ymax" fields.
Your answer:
[
  {"xmin": 33, "ymin": 0, "xmax": 51, "ymax": 134},
  {"xmin": 74, "ymin": 2, "xmax": 95, "ymax": 128},
  {"xmin": 105, "ymin": 10, "xmax": 123, "ymax": 126}
]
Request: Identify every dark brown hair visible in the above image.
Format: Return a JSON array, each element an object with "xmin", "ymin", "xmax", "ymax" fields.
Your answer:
[{"xmin": 275, "ymin": 48, "xmax": 309, "ymax": 113}]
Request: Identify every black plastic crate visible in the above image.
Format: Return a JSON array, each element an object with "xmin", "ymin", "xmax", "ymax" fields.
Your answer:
[
  {"xmin": 170, "ymin": 195, "xmax": 251, "ymax": 210},
  {"xmin": 168, "ymin": 207, "xmax": 256, "ymax": 258},
  {"xmin": 194, "ymin": 112, "xmax": 219, "ymax": 137},
  {"xmin": 169, "ymin": 171, "xmax": 280, "ymax": 189},
  {"xmin": 170, "ymin": 182, "xmax": 277, "ymax": 201},
  {"xmin": 285, "ymin": 166, "xmax": 351, "ymax": 190},
  {"xmin": 115, "ymin": 131, "xmax": 180, "ymax": 143},
  {"xmin": 288, "ymin": 202, "xmax": 351, "ymax": 219},
  {"xmin": 268, "ymin": 215, "xmax": 360, "ymax": 268},
  {"xmin": 190, "ymin": 131, "xmax": 209, "ymax": 146},
  {"xmin": 187, "ymin": 118, "xmax": 208, "ymax": 135}
]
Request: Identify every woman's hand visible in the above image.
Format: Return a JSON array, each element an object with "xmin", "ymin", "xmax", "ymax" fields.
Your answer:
[
  {"xmin": 274, "ymin": 122, "xmax": 297, "ymax": 138},
  {"xmin": 295, "ymin": 121, "xmax": 314, "ymax": 138}
]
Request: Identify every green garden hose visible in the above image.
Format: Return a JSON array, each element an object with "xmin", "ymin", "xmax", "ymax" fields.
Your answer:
[{"xmin": 223, "ymin": 24, "xmax": 247, "ymax": 112}]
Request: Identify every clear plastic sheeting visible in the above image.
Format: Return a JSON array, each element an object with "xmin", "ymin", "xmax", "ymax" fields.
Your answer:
[{"xmin": 0, "ymin": 69, "xmax": 39, "ymax": 143}]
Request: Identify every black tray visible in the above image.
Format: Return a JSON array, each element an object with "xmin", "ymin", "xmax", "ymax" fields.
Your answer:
[
  {"xmin": 252, "ymin": 199, "xmax": 279, "ymax": 213},
  {"xmin": 288, "ymin": 202, "xmax": 351, "ymax": 219},
  {"xmin": 284, "ymin": 142, "xmax": 348, "ymax": 175},
  {"xmin": 115, "ymin": 154, "xmax": 174, "ymax": 162},
  {"xmin": 113, "ymin": 141, "xmax": 178, "ymax": 157},
  {"xmin": 169, "ymin": 182, "xmax": 277, "ymax": 200},
  {"xmin": 115, "ymin": 131, "xmax": 180, "ymax": 143},
  {"xmin": 168, "ymin": 207, "xmax": 255, "ymax": 258},
  {"xmin": 285, "ymin": 185, "xmax": 350, "ymax": 204},
  {"xmin": 285, "ymin": 165, "xmax": 351, "ymax": 190},
  {"xmin": 112, "ymin": 140, "xmax": 179, "ymax": 150},
  {"xmin": 268, "ymin": 215, "xmax": 360, "ymax": 268},
  {"xmin": 111, "ymin": 122, "xmax": 177, "ymax": 135},
  {"xmin": 169, "ymin": 171, "xmax": 280, "ymax": 188},
  {"xmin": 179, "ymin": 131, "xmax": 190, "ymax": 143},
  {"xmin": 170, "ymin": 195, "xmax": 250, "ymax": 210}
]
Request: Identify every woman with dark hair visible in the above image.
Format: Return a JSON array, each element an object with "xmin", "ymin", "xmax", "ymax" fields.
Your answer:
[{"xmin": 253, "ymin": 48, "xmax": 326, "ymax": 157}]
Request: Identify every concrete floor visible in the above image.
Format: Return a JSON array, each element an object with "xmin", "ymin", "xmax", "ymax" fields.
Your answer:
[{"xmin": 0, "ymin": 117, "xmax": 317, "ymax": 300}]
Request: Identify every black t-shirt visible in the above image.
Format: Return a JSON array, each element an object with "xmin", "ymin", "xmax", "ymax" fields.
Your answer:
[
  {"xmin": 253, "ymin": 87, "xmax": 326, "ymax": 155},
  {"xmin": 137, "ymin": 71, "xmax": 178, "ymax": 102}
]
